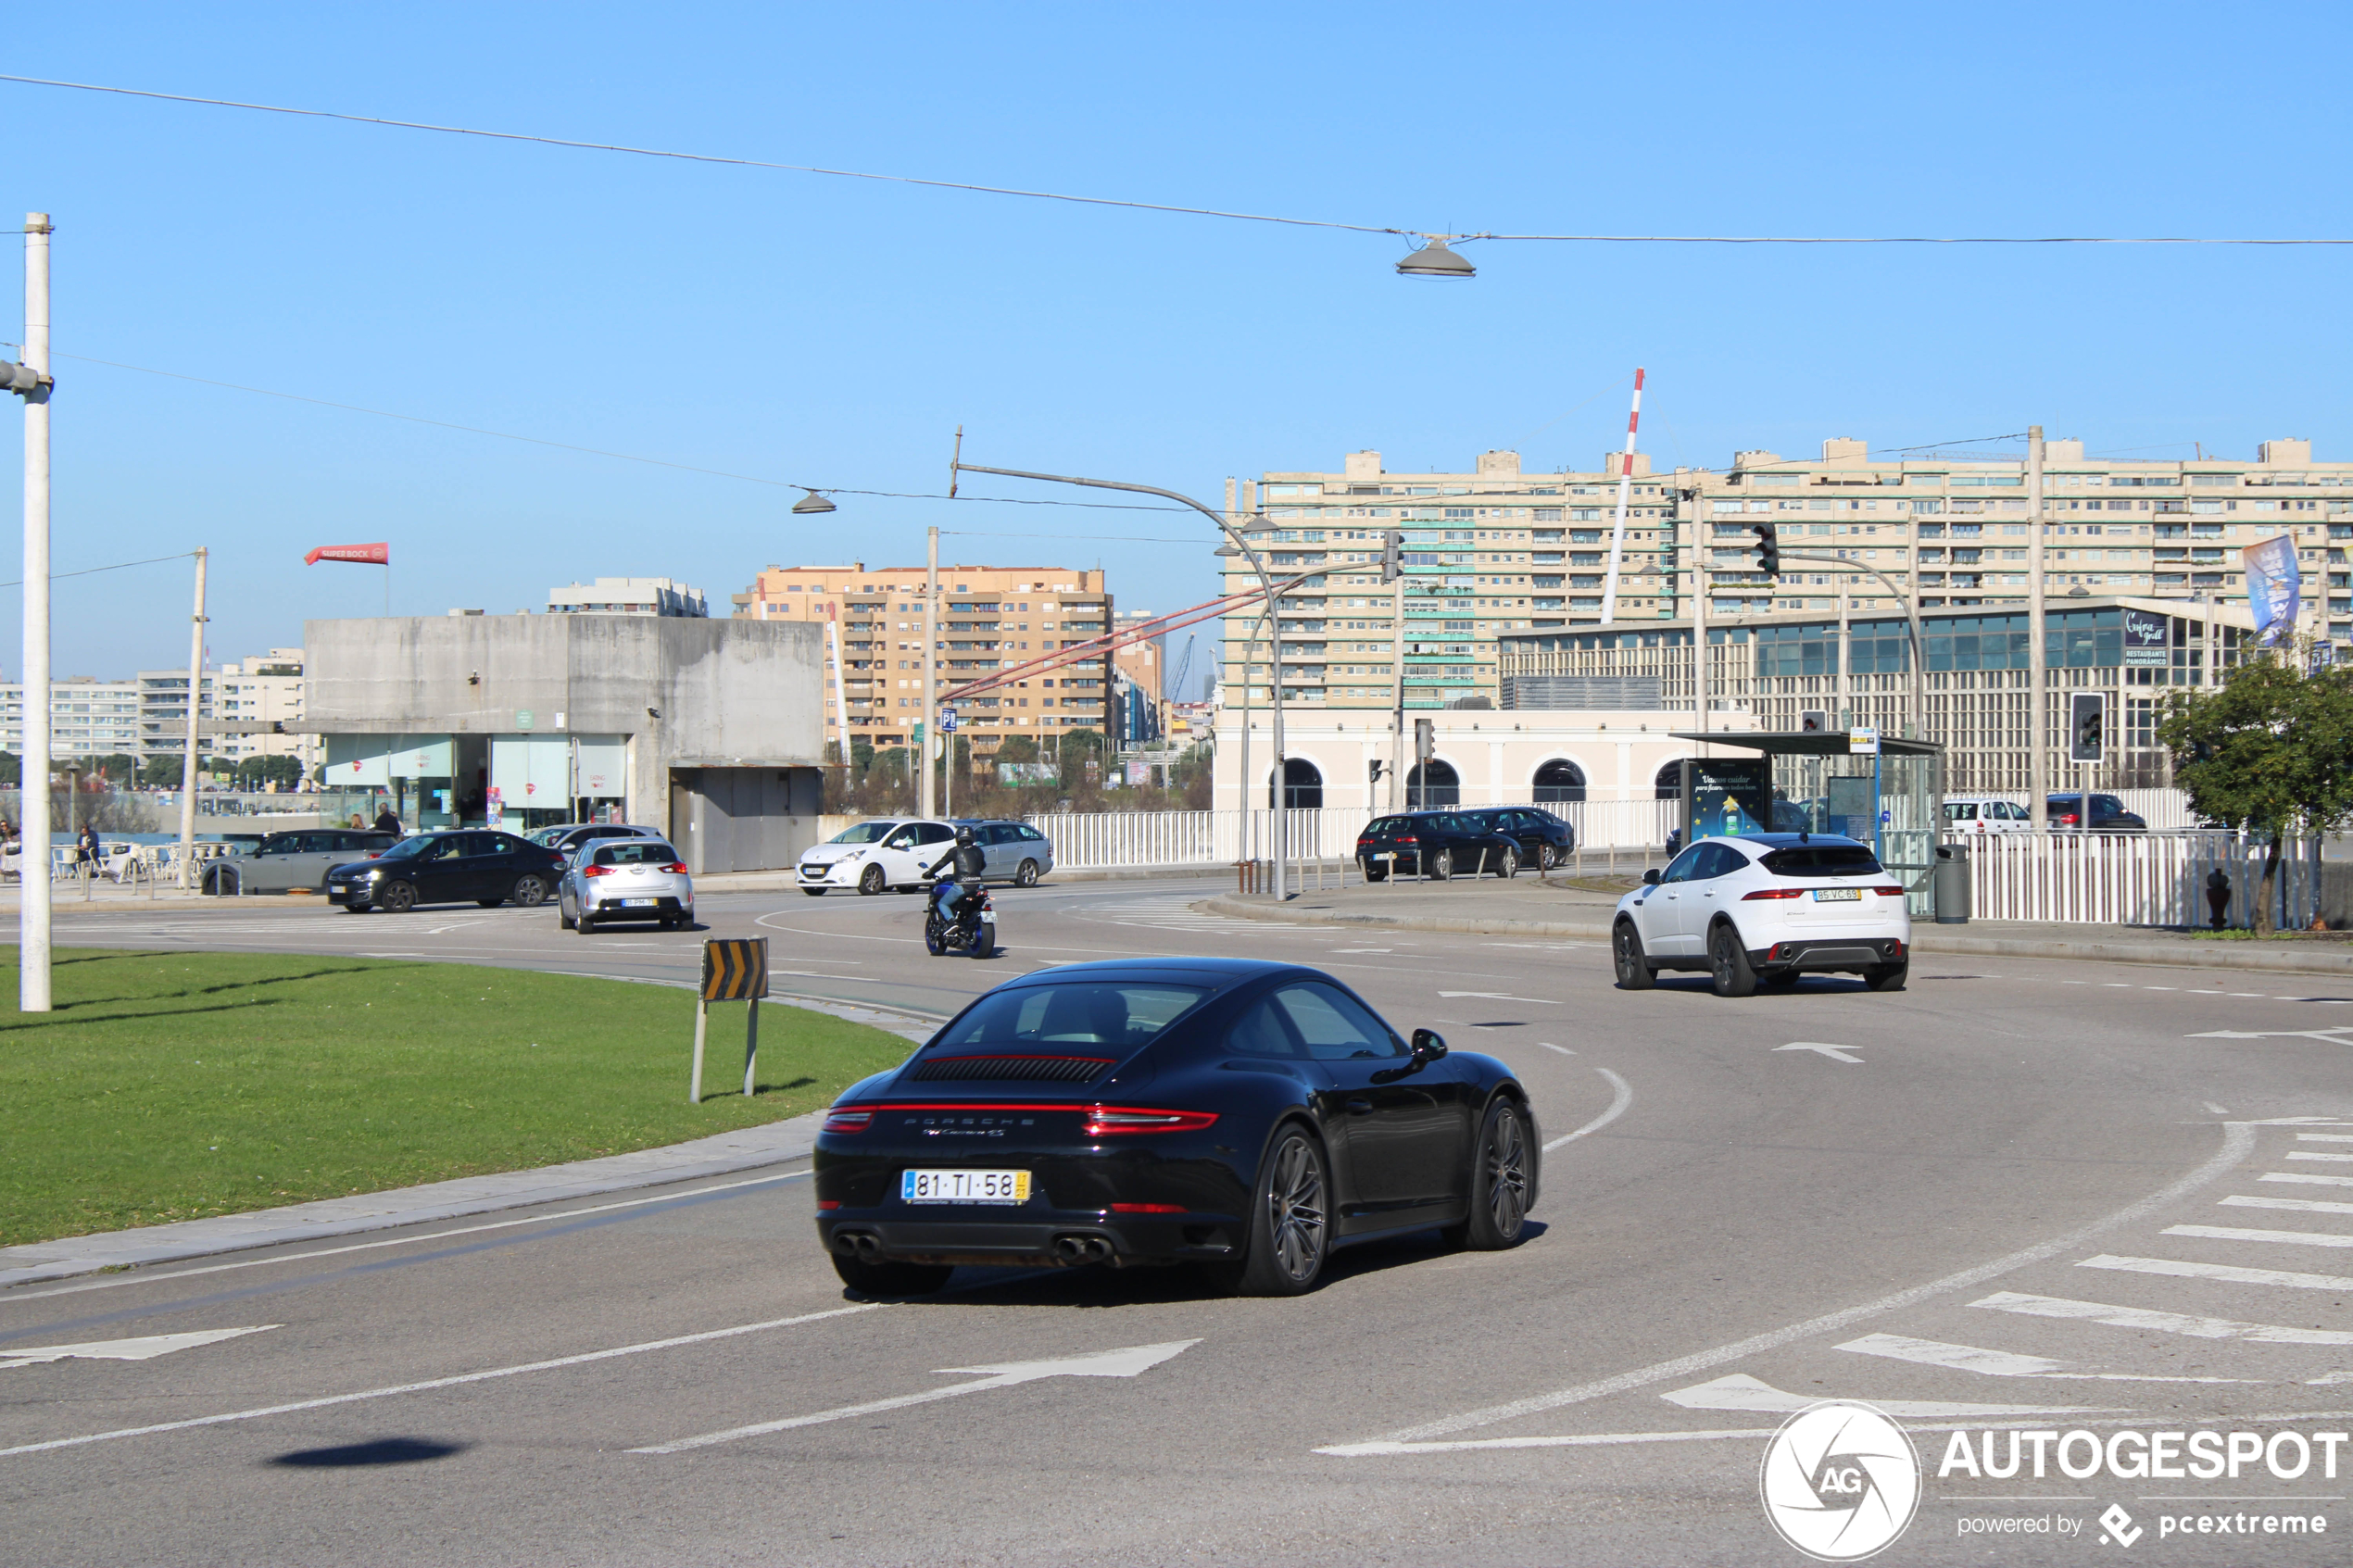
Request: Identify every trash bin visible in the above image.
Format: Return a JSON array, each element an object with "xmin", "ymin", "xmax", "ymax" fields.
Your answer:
[{"xmin": 1932, "ymin": 843, "xmax": 1970, "ymax": 925}]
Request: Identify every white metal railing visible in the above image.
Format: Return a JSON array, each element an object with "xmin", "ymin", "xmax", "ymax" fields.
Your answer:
[
  {"xmin": 1026, "ymin": 798, "xmax": 1681, "ymax": 872},
  {"xmin": 1956, "ymin": 831, "xmax": 2318, "ymax": 927}
]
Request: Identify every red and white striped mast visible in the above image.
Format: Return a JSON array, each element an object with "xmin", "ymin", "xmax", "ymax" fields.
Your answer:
[{"xmin": 1598, "ymin": 367, "xmax": 1645, "ymax": 626}]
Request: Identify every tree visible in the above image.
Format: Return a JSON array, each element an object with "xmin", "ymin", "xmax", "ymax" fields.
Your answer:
[
  {"xmin": 994, "ymin": 734, "xmax": 1038, "ymax": 764},
  {"xmin": 2158, "ymin": 657, "xmax": 2353, "ymax": 934}
]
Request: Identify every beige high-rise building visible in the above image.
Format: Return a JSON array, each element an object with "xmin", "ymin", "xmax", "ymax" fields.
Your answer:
[
  {"xmin": 734, "ymin": 562, "xmax": 1114, "ymax": 766},
  {"xmin": 1231, "ymin": 438, "xmax": 2350, "ymax": 716}
]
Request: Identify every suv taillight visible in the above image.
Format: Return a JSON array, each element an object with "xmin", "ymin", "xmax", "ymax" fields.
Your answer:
[
  {"xmin": 1870, "ymin": 885, "xmax": 1904, "ymax": 897},
  {"xmin": 1743, "ymin": 888, "xmax": 1804, "ymax": 900}
]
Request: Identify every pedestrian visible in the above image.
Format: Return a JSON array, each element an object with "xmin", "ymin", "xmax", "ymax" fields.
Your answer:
[
  {"xmin": 373, "ymin": 805, "xmax": 402, "ymax": 835},
  {"xmin": 77, "ymin": 822, "xmax": 99, "ymax": 872},
  {"xmin": 2206, "ymin": 867, "xmax": 2233, "ymax": 931}
]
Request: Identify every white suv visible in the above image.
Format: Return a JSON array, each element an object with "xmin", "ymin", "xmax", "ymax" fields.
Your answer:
[{"xmin": 1612, "ymin": 834, "xmax": 1910, "ymax": 997}]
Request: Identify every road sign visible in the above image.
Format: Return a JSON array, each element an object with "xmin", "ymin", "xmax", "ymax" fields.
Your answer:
[
  {"xmin": 1848, "ymin": 725, "xmax": 1880, "ymax": 756},
  {"xmin": 938, "ymin": 708, "xmax": 959, "ymax": 734},
  {"xmin": 692, "ymin": 938, "xmax": 770, "ymax": 1104},
  {"xmin": 701, "ymin": 938, "xmax": 768, "ymax": 1001}
]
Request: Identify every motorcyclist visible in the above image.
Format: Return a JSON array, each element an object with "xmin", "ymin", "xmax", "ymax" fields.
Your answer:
[{"xmin": 932, "ymin": 825, "xmax": 988, "ymax": 929}]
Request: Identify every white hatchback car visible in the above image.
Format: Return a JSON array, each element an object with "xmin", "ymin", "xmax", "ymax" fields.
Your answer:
[
  {"xmin": 1612, "ymin": 834, "xmax": 1910, "ymax": 996},
  {"xmin": 796, "ymin": 818, "xmax": 960, "ymax": 897},
  {"xmin": 1942, "ymin": 796, "xmax": 2032, "ymax": 834}
]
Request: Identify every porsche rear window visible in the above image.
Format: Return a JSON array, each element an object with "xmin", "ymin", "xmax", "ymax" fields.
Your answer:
[
  {"xmin": 1758, "ymin": 845, "xmax": 1883, "ymax": 877},
  {"xmin": 930, "ymin": 984, "xmax": 1209, "ymax": 1052}
]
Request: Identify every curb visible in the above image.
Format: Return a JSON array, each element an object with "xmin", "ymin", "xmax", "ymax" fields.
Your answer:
[
  {"xmin": 1195, "ymin": 896, "xmax": 2353, "ymax": 979},
  {"xmin": 0, "ymin": 993, "xmax": 944, "ymax": 1292}
]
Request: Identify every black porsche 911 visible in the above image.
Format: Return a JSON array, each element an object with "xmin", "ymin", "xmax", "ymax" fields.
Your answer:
[{"xmin": 813, "ymin": 958, "xmax": 1540, "ymax": 1298}]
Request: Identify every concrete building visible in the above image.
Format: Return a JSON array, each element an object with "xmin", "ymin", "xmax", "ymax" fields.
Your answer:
[
  {"xmin": 733, "ymin": 561, "xmax": 1114, "ymax": 770},
  {"xmin": 547, "ymin": 577, "xmax": 709, "ymax": 618},
  {"xmin": 136, "ymin": 668, "xmax": 218, "ymax": 760},
  {"xmin": 0, "ymin": 677, "xmax": 144, "ymax": 759},
  {"xmin": 1228, "ymin": 438, "xmax": 2349, "ymax": 716},
  {"xmin": 304, "ymin": 613, "xmax": 825, "ymax": 873}
]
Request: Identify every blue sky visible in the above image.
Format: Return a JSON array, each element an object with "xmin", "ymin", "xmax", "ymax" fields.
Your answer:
[{"xmin": 4, "ymin": 3, "xmax": 2349, "ymax": 683}]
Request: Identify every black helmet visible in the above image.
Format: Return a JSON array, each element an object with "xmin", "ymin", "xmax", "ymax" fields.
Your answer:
[{"xmin": 955, "ymin": 824, "xmax": 975, "ymax": 845}]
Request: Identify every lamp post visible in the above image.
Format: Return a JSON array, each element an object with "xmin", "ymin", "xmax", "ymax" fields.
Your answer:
[
  {"xmin": 952, "ymin": 461, "xmax": 1296, "ymax": 902},
  {"xmin": 9, "ymin": 214, "xmax": 55, "ymax": 1010}
]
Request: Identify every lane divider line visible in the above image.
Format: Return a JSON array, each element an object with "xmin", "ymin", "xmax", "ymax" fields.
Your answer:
[{"xmin": 1543, "ymin": 1068, "xmax": 1630, "ymax": 1152}]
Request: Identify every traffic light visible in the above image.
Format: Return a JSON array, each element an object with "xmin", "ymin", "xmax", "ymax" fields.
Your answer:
[
  {"xmin": 1752, "ymin": 520, "xmax": 1780, "ymax": 577},
  {"xmin": 1379, "ymin": 529, "xmax": 1403, "ymax": 583},
  {"xmin": 1414, "ymin": 717, "xmax": 1435, "ymax": 761},
  {"xmin": 2069, "ymin": 692, "xmax": 2106, "ymax": 762}
]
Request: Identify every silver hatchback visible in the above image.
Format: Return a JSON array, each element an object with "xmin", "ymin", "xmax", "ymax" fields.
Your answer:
[{"xmin": 560, "ymin": 837, "xmax": 695, "ymax": 933}]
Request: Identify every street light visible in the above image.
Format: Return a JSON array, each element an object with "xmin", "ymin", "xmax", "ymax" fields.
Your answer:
[
  {"xmin": 1396, "ymin": 237, "xmax": 1476, "ymax": 278},
  {"xmin": 950, "ymin": 458, "xmax": 1299, "ymax": 904},
  {"xmin": 792, "ymin": 490, "xmax": 837, "ymax": 515}
]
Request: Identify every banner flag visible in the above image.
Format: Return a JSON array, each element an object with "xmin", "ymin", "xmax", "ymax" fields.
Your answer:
[
  {"xmin": 305, "ymin": 542, "xmax": 390, "ymax": 566},
  {"xmin": 2243, "ymin": 533, "xmax": 2299, "ymax": 646}
]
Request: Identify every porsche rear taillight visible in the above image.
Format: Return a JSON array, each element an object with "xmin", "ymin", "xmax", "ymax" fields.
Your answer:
[
  {"xmin": 822, "ymin": 1108, "xmax": 875, "ymax": 1135},
  {"xmin": 1083, "ymin": 1106, "xmax": 1218, "ymax": 1136}
]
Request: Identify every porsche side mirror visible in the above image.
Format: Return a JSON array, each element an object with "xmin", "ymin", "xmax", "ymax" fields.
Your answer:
[
  {"xmin": 1410, "ymin": 1027, "xmax": 1448, "ymax": 1062},
  {"xmin": 1642, "ymin": 868, "xmax": 1661, "ymax": 886}
]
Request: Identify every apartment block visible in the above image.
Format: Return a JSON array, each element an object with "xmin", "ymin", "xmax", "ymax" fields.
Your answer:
[
  {"xmin": 1232, "ymin": 438, "xmax": 2349, "ymax": 714},
  {"xmin": 1227, "ymin": 447, "xmax": 1677, "ymax": 712},
  {"xmin": 0, "ymin": 677, "xmax": 144, "ymax": 758},
  {"xmin": 210, "ymin": 648, "xmax": 321, "ymax": 774},
  {"xmin": 733, "ymin": 562, "xmax": 1114, "ymax": 766}
]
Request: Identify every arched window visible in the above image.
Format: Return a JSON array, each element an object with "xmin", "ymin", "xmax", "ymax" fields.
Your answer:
[
  {"xmin": 1655, "ymin": 760, "xmax": 1686, "ymax": 800},
  {"xmin": 1269, "ymin": 757, "xmax": 1323, "ymax": 810},
  {"xmin": 1532, "ymin": 759, "xmax": 1586, "ymax": 805},
  {"xmin": 1405, "ymin": 759, "xmax": 1460, "ymax": 808}
]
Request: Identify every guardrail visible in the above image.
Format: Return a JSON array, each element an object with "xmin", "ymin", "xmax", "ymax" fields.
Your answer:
[{"xmin": 1027, "ymin": 802, "xmax": 1679, "ymax": 874}]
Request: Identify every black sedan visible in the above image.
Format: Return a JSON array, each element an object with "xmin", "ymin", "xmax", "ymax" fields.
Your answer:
[
  {"xmin": 326, "ymin": 829, "xmax": 572, "ymax": 913},
  {"xmin": 1354, "ymin": 810, "xmax": 1524, "ymax": 881},
  {"xmin": 2045, "ymin": 792, "xmax": 2148, "ymax": 833},
  {"xmin": 1465, "ymin": 806, "xmax": 1576, "ymax": 869},
  {"xmin": 812, "ymin": 958, "xmax": 1539, "ymax": 1298}
]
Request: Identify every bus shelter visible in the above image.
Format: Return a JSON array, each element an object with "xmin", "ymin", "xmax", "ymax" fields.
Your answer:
[{"xmin": 1670, "ymin": 732, "xmax": 1946, "ymax": 918}]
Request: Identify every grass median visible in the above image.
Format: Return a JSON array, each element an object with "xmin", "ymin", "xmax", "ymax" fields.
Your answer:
[{"xmin": 0, "ymin": 947, "xmax": 919, "ymax": 1247}]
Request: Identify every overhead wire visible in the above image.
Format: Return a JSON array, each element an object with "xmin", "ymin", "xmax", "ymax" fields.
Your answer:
[
  {"xmin": 0, "ymin": 549, "xmax": 198, "ymax": 590},
  {"xmin": 5, "ymin": 73, "xmax": 2348, "ymax": 248}
]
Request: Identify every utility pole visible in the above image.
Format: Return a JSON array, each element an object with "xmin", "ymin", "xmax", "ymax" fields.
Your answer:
[
  {"xmin": 921, "ymin": 526, "xmax": 937, "ymax": 820},
  {"xmin": 176, "ymin": 547, "xmax": 208, "ymax": 886},
  {"xmin": 17, "ymin": 214, "xmax": 53, "ymax": 1010},
  {"xmin": 1385, "ymin": 528, "xmax": 1405, "ymax": 811},
  {"xmin": 1836, "ymin": 586, "xmax": 1852, "ymax": 727},
  {"xmin": 2027, "ymin": 426, "xmax": 2048, "ymax": 833}
]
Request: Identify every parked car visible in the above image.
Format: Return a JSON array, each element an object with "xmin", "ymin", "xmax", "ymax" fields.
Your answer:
[
  {"xmin": 1611, "ymin": 833, "xmax": 1910, "ymax": 997},
  {"xmin": 1355, "ymin": 810, "xmax": 1523, "ymax": 881},
  {"xmin": 812, "ymin": 957, "xmax": 1538, "ymax": 1298},
  {"xmin": 1463, "ymin": 807, "xmax": 1575, "ymax": 869},
  {"xmin": 958, "ymin": 819, "xmax": 1056, "ymax": 886},
  {"xmin": 2045, "ymin": 793, "xmax": 2147, "ymax": 833},
  {"xmin": 204, "ymin": 828, "xmax": 399, "ymax": 894},
  {"xmin": 527, "ymin": 822, "xmax": 664, "ymax": 856},
  {"xmin": 559, "ymin": 837, "xmax": 694, "ymax": 933},
  {"xmin": 797, "ymin": 819, "xmax": 961, "ymax": 896},
  {"xmin": 327, "ymin": 830, "xmax": 571, "ymax": 913},
  {"xmin": 1943, "ymin": 796, "xmax": 2033, "ymax": 834}
]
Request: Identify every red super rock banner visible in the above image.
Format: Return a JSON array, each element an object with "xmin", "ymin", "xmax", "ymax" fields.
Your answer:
[{"xmin": 304, "ymin": 542, "xmax": 389, "ymax": 566}]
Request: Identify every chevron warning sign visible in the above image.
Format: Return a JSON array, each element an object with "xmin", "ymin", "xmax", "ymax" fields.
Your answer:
[{"xmin": 700, "ymin": 937, "xmax": 769, "ymax": 1002}]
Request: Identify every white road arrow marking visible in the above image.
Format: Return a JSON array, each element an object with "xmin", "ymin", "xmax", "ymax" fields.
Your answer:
[
  {"xmin": 1775, "ymin": 1041, "xmax": 1863, "ymax": 1063},
  {"xmin": 2190, "ymin": 1029, "xmax": 2353, "ymax": 1043},
  {"xmin": 1660, "ymin": 1372, "xmax": 2122, "ymax": 1419},
  {"xmin": 1438, "ymin": 991, "xmax": 1559, "ymax": 1004},
  {"xmin": 0, "ymin": 1325, "xmax": 277, "ymax": 1368},
  {"xmin": 629, "ymin": 1338, "xmax": 1201, "ymax": 1454}
]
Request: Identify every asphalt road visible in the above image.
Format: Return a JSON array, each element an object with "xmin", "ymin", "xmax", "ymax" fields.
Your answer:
[{"xmin": 6, "ymin": 876, "xmax": 2353, "ymax": 1565}]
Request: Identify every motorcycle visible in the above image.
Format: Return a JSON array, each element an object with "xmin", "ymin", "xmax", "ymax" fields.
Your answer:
[{"xmin": 924, "ymin": 874, "xmax": 997, "ymax": 959}]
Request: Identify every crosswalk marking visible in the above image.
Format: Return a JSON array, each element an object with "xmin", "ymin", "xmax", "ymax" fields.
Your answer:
[
  {"xmin": 1660, "ymin": 1372, "xmax": 2115, "ymax": 1419},
  {"xmin": 2299, "ymin": 1133, "xmax": 2353, "ymax": 1143},
  {"xmin": 2079, "ymin": 1252, "xmax": 2353, "ymax": 1293},
  {"xmin": 1972, "ymin": 1290, "xmax": 2353, "ymax": 1345},
  {"xmin": 2221, "ymin": 1194, "xmax": 2353, "ymax": 1216},
  {"xmin": 1086, "ymin": 898, "xmax": 1337, "ymax": 935},
  {"xmin": 2262, "ymin": 1172, "xmax": 2353, "ymax": 1188},
  {"xmin": 2289, "ymin": 1151, "xmax": 2353, "ymax": 1162},
  {"xmin": 2166, "ymin": 1223, "xmax": 2353, "ymax": 1249},
  {"xmin": 1833, "ymin": 1331, "xmax": 2252, "ymax": 1384}
]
